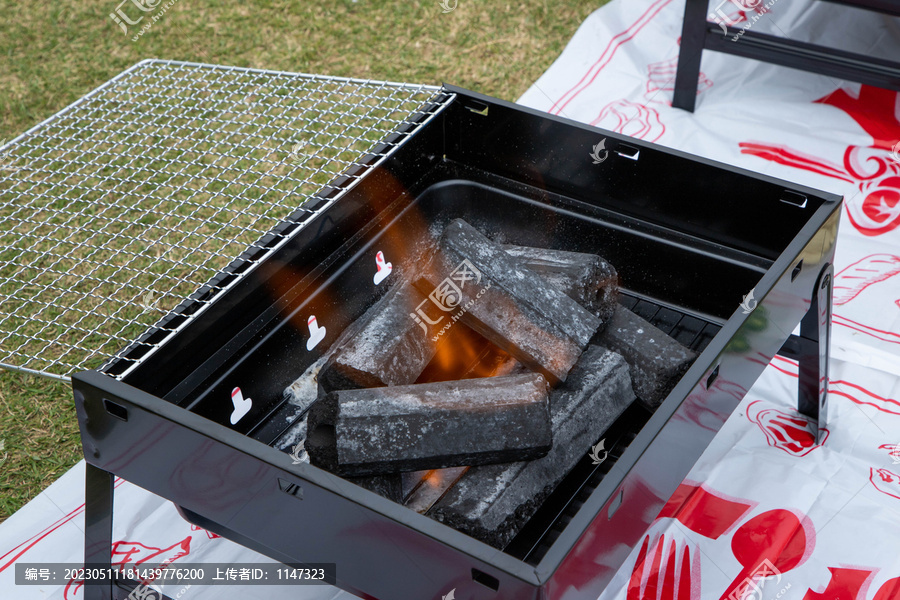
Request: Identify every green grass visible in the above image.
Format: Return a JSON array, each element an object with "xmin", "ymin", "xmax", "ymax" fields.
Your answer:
[{"xmin": 0, "ymin": 0, "xmax": 608, "ymax": 522}]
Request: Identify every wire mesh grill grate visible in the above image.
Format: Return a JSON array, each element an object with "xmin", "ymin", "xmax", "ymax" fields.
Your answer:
[{"xmin": 0, "ymin": 59, "xmax": 446, "ymax": 381}]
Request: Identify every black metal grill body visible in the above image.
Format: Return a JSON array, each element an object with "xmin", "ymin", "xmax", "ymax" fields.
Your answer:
[{"xmin": 74, "ymin": 86, "xmax": 841, "ymax": 600}]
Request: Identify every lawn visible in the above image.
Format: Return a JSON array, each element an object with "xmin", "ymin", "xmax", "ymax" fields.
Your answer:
[{"xmin": 0, "ymin": 0, "xmax": 608, "ymax": 522}]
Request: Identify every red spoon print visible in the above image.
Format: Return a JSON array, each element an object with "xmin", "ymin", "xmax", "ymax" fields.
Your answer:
[{"xmin": 719, "ymin": 509, "xmax": 809, "ymax": 600}]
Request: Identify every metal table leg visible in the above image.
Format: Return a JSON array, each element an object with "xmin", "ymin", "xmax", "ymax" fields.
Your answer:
[
  {"xmin": 672, "ymin": 0, "xmax": 708, "ymax": 111},
  {"xmin": 84, "ymin": 463, "xmax": 115, "ymax": 600},
  {"xmin": 797, "ymin": 264, "xmax": 833, "ymax": 444},
  {"xmin": 777, "ymin": 264, "xmax": 834, "ymax": 444}
]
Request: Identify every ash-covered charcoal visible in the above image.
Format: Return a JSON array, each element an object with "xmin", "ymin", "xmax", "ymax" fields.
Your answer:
[
  {"xmin": 275, "ymin": 392, "xmax": 404, "ymax": 502},
  {"xmin": 349, "ymin": 474, "xmax": 404, "ymax": 503},
  {"xmin": 318, "ymin": 278, "xmax": 437, "ymax": 393},
  {"xmin": 428, "ymin": 345, "xmax": 634, "ymax": 549},
  {"xmin": 597, "ymin": 305, "xmax": 697, "ymax": 409},
  {"xmin": 306, "ymin": 373, "xmax": 552, "ymax": 477},
  {"xmin": 415, "ymin": 219, "xmax": 601, "ymax": 384},
  {"xmin": 503, "ymin": 245, "xmax": 619, "ymax": 323}
]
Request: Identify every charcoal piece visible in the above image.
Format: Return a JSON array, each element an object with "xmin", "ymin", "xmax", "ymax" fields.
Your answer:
[
  {"xmin": 306, "ymin": 373, "xmax": 552, "ymax": 477},
  {"xmin": 503, "ymin": 245, "xmax": 619, "ymax": 323},
  {"xmin": 596, "ymin": 305, "xmax": 697, "ymax": 409},
  {"xmin": 319, "ymin": 278, "xmax": 437, "ymax": 393},
  {"xmin": 349, "ymin": 474, "xmax": 404, "ymax": 503},
  {"xmin": 428, "ymin": 345, "xmax": 634, "ymax": 549},
  {"xmin": 415, "ymin": 219, "xmax": 601, "ymax": 384},
  {"xmin": 403, "ymin": 466, "xmax": 469, "ymax": 514},
  {"xmin": 273, "ymin": 412, "xmax": 403, "ymax": 502}
]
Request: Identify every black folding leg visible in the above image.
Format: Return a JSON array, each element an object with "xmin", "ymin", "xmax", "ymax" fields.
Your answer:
[
  {"xmin": 672, "ymin": 0, "xmax": 708, "ymax": 111},
  {"xmin": 797, "ymin": 264, "xmax": 833, "ymax": 444},
  {"xmin": 84, "ymin": 463, "xmax": 115, "ymax": 600},
  {"xmin": 777, "ymin": 264, "xmax": 833, "ymax": 444}
]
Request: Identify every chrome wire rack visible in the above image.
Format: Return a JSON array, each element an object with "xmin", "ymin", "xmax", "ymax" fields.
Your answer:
[{"xmin": 0, "ymin": 59, "xmax": 447, "ymax": 381}]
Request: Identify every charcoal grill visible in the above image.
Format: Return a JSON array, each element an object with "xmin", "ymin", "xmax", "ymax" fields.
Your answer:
[{"xmin": 8, "ymin": 61, "xmax": 838, "ymax": 600}]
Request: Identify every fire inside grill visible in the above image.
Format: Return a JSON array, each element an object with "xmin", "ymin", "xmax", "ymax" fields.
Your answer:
[
  {"xmin": 276, "ymin": 216, "xmax": 697, "ymax": 549},
  {"xmin": 64, "ymin": 66, "xmax": 840, "ymax": 600}
]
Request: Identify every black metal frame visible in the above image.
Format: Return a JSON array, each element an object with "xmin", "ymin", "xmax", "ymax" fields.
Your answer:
[
  {"xmin": 74, "ymin": 85, "xmax": 842, "ymax": 600},
  {"xmin": 673, "ymin": 0, "xmax": 900, "ymax": 112},
  {"xmin": 80, "ymin": 289, "xmax": 834, "ymax": 600}
]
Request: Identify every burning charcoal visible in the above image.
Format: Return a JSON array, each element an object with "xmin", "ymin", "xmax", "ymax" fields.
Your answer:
[
  {"xmin": 416, "ymin": 323, "xmax": 526, "ymax": 383},
  {"xmin": 403, "ymin": 467, "xmax": 469, "ymax": 514},
  {"xmin": 319, "ymin": 278, "xmax": 437, "ymax": 393},
  {"xmin": 415, "ymin": 219, "xmax": 601, "ymax": 384},
  {"xmin": 306, "ymin": 373, "xmax": 552, "ymax": 477},
  {"xmin": 428, "ymin": 346, "xmax": 634, "ymax": 549},
  {"xmin": 503, "ymin": 245, "xmax": 619, "ymax": 323},
  {"xmin": 596, "ymin": 305, "xmax": 697, "ymax": 409}
]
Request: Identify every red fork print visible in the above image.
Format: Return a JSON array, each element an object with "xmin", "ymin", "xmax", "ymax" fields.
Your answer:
[{"xmin": 628, "ymin": 533, "xmax": 696, "ymax": 600}]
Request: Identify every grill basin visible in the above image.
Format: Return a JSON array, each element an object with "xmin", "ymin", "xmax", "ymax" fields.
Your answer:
[{"xmin": 74, "ymin": 84, "xmax": 840, "ymax": 600}]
